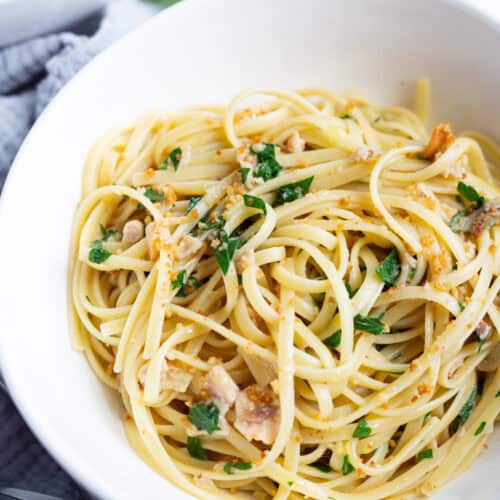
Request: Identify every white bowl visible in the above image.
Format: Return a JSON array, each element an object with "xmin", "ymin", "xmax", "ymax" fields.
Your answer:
[{"xmin": 0, "ymin": 1, "xmax": 499, "ymax": 499}]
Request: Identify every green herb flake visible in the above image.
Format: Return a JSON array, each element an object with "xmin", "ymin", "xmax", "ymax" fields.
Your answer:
[
  {"xmin": 354, "ymin": 314, "xmax": 385, "ymax": 335},
  {"xmin": 251, "ymin": 143, "xmax": 283, "ymax": 181},
  {"xmin": 340, "ymin": 113, "xmax": 354, "ymax": 120},
  {"xmin": 187, "ymin": 196, "xmax": 201, "ymax": 213},
  {"xmin": 143, "ymin": 187, "xmax": 165, "ymax": 203},
  {"xmin": 172, "ymin": 270, "xmax": 187, "ymax": 290},
  {"xmin": 496, "ymin": 390, "xmax": 500, "ymax": 398},
  {"xmin": 474, "ymin": 421, "xmax": 486, "ymax": 436},
  {"xmin": 457, "ymin": 181, "xmax": 484, "ymax": 208},
  {"xmin": 376, "ymin": 249, "xmax": 400, "ymax": 286},
  {"xmin": 458, "ymin": 301, "xmax": 465, "ymax": 312},
  {"xmin": 223, "ymin": 462, "xmax": 252, "ymax": 474},
  {"xmin": 273, "ymin": 176, "xmax": 314, "ymax": 206},
  {"xmin": 342, "ymin": 455, "xmax": 354, "ymax": 475},
  {"xmin": 287, "ymin": 481, "xmax": 294, "ymax": 487},
  {"xmin": 449, "ymin": 209, "xmax": 471, "ymax": 233},
  {"xmin": 243, "ymin": 194, "xmax": 267, "ymax": 214},
  {"xmin": 186, "ymin": 437, "xmax": 208, "ymax": 460},
  {"xmin": 310, "ymin": 462, "xmax": 332, "ymax": 473},
  {"xmin": 345, "ymin": 282, "xmax": 357, "ymax": 298},
  {"xmin": 176, "ymin": 275, "xmax": 201, "ymax": 297},
  {"xmin": 457, "ymin": 387, "xmax": 477, "ymax": 427},
  {"xmin": 478, "ymin": 337, "xmax": 485, "ymax": 353},
  {"xmin": 99, "ymin": 224, "xmax": 120, "ymax": 241},
  {"xmin": 237, "ymin": 273, "xmax": 243, "ymax": 285},
  {"xmin": 416, "ymin": 449, "xmax": 433, "ymax": 461},
  {"xmin": 88, "ymin": 240, "xmax": 112, "ymax": 264},
  {"xmin": 187, "ymin": 402, "xmax": 220, "ymax": 435},
  {"xmin": 214, "ymin": 230, "xmax": 244, "ymax": 275},
  {"xmin": 324, "ymin": 330, "xmax": 342, "ymax": 349},
  {"xmin": 241, "ymin": 167, "xmax": 250, "ymax": 183},
  {"xmin": 353, "ymin": 418, "xmax": 371, "ymax": 438},
  {"xmin": 159, "ymin": 147, "xmax": 182, "ymax": 171}
]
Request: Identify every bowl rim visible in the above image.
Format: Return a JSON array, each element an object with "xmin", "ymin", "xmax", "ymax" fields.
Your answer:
[{"xmin": 1, "ymin": 0, "xmax": 500, "ymax": 499}]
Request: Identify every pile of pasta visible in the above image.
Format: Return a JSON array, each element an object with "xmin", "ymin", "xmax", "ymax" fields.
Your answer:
[{"xmin": 69, "ymin": 82, "xmax": 500, "ymax": 499}]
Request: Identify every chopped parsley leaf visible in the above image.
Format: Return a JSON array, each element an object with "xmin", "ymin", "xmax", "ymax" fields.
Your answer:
[
  {"xmin": 223, "ymin": 462, "xmax": 252, "ymax": 474},
  {"xmin": 324, "ymin": 330, "xmax": 341, "ymax": 349},
  {"xmin": 187, "ymin": 196, "xmax": 201, "ymax": 213},
  {"xmin": 478, "ymin": 337, "xmax": 485, "ymax": 353},
  {"xmin": 99, "ymin": 224, "xmax": 120, "ymax": 241},
  {"xmin": 416, "ymin": 449, "xmax": 433, "ymax": 460},
  {"xmin": 143, "ymin": 187, "xmax": 165, "ymax": 203},
  {"xmin": 376, "ymin": 248, "xmax": 400, "ymax": 286},
  {"xmin": 88, "ymin": 240, "xmax": 112, "ymax": 264},
  {"xmin": 449, "ymin": 209, "xmax": 471, "ymax": 233},
  {"xmin": 243, "ymin": 194, "xmax": 267, "ymax": 214},
  {"xmin": 458, "ymin": 301, "xmax": 465, "ymax": 312},
  {"xmin": 354, "ymin": 314, "xmax": 385, "ymax": 335},
  {"xmin": 345, "ymin": 282, "xmax": 357, "ymax": 298},
  {"xmin": 287, "ymin": 481, "xmax": 294, "ymax": 487},
  {"xmin": 475, "ymin": 421, "xmax": 486, "ymax": 436},
  {"xmin": 159, "ymin": 147, "xmax": 182, "ymax": 171},
  {"xmin": 273, "ymin": 176, "xmax": 314, "ymax": 206},
  {"xmin": 214, "ymin": 230, "xmax": 244, "ymax": 275},
  {"xmin": 310, "ymin": 462, "xmax": 332, "ymax": 473},
  {"xmin": 241, "ymin": 167, "xmax": 250, "ymax": 183},
  {"xmin": 172, "ymin": 271, "xmax": 201, "ymax": 297},
  {"xmin": 353, "ymin": 418, "xmax": 371, "ymax": 438},
  {"xmin": 186, "ymin": 437, "xmax": 208, "ymax": 460},
  {"xmin": 457, "ymin": 181, "xmax": 484, "ymax": 208},
  {"xmin": 340, "ymin": 113, "xmax": 354, "ymax": 120},
  {"xmin": 456, "ymin": 387, "xmax": 477, "ymax": 428},
  {"xmin": 496, "ymin": 391, "xmax": 500, "ymax": 398},
  {"xmin": 251, "ymin": 143, "xmax": 282, "ymax": 181},
  {"xmin": 187, "ymin": 402, "xmax": 220, "ymax": 435},
  {"xmin": 342, "ymin": 455, "xmax": 354, "ymax": 475}
]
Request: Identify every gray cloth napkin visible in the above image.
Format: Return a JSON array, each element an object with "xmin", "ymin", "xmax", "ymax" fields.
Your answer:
[{"xmin": 0, "ymin": 2, "xmax": 160, "ymax": 498}]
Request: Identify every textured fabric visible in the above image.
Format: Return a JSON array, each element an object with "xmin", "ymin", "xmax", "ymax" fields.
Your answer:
[{"xmin": 0, "ymin": 2, "xmax": 160, "ymax": 498}]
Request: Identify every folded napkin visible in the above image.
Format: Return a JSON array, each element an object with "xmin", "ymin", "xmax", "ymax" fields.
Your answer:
[{"xmin": 0, "ymin": 1, "xmax": 160, "ymax": 498}]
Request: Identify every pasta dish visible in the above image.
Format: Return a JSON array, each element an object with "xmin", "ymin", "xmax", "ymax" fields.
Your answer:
[{"xmin": 68, "ymin": 82, "xmax": 500, "ymax": 499}]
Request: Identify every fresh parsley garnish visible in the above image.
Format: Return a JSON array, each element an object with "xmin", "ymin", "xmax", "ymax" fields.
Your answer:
[
  {"xmin": 195, "ymin": 208, "xmax": 225, "ymax": 234},
  {"xmin": 342, "ymin": 455, "xmax": 354, "ymax": 475},
  {"xmin": 354, "ymin": 314, "xmax": 385, "ymax": 335},
  {"xmin": 310, "ymin": 462, "xmax": 332, "ymax": 473},
  {"xmin": 143, "ymin": 188, "xmax": 165, "ymax": 203},
  {"xmin": 345, "ymin": 283, "xmax": 357, "ymax": 298},
  {"xmin": 458, "ymin": 301, "xmax": 465, "ymax": 312},
  {"xmin": 449, "ymin": 209, "xmax": 470, "ymax": 233},
  {"xmin": 457, "ymin": 181, "xmax": 484, "ymax": 208},
  {"xmin": 159, "ymin": 147, "xmax": 182, "ymax": 171},
  {"xmin": 376, "ymin": 249, "xmax": 400, "ymax": 286},
  {"xmin": 187, "ymin": 437, "xmax": 208, "ymax": 460},
  {"xmin": 287, "ymin": 481, "xmax": 294, "ymax": 487},
  {"xmin": 187, "ymin": 196, "xmax": 201, "ymax": 213},
  {"xmin": 324, "ymin": 330, "xmax": 341, "ymax": 349},
  {"xmin": 478, "ymin": 337, "xmax": 485, "ymax": 353},
  {"xmin": 89, "ymin": 240, "xmax": 112, "ymax": 264},
  {"xmin": 251, "ymin": 143, "xmax": 282, "ymax": 181},
  {"xmin": 99, "ymin": 224, "xmax": 120, "ymax": 241},
  {"xmin": 178, "ymin": 276, "xmax": 201, "ymax": 297},
  {"xmin": 223, "ymin": 462, "xmax": 252, "ymax": 474},
  {"xmin": 496, "ymin": 390, "xmax": 500, "ymax": 398},
  {"xmin": 456, "ymin": 387, "xmax": 477, "ymax": 428},
  {"xmin": 416, "ymin": 449, "xmax": 433, "ymax": 460},
  {"xmin": 340, "ymin": 113, "xmax": 354, "ymax": 120},
  {"xmin": 273, "ymin": 176, "xmax": 314, "ymax": 206},
  {"xmin": 172, "ymin": 270, "xmax": 201, "ymax": 297},
  {"xmin": 243, "ymin": 194, "xmax": 267, "ymax": 214},
  {"xmin": 241, "ymin": 167, "xmax": 250, "ymax": 183},
  {"xmin": 214, "ymin": 230, "xmax": 244, "ymax": 275},
  {"xmin": 187, "ymin": 402, "xmax": 220, "ymax": 435},
  {"xmin": 353, "ymin": 418, "xmax": 371, "ymax": 438},
  {"xmin": 475, "ymin": 421, "xmax": 486, "ymax": 436}
]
